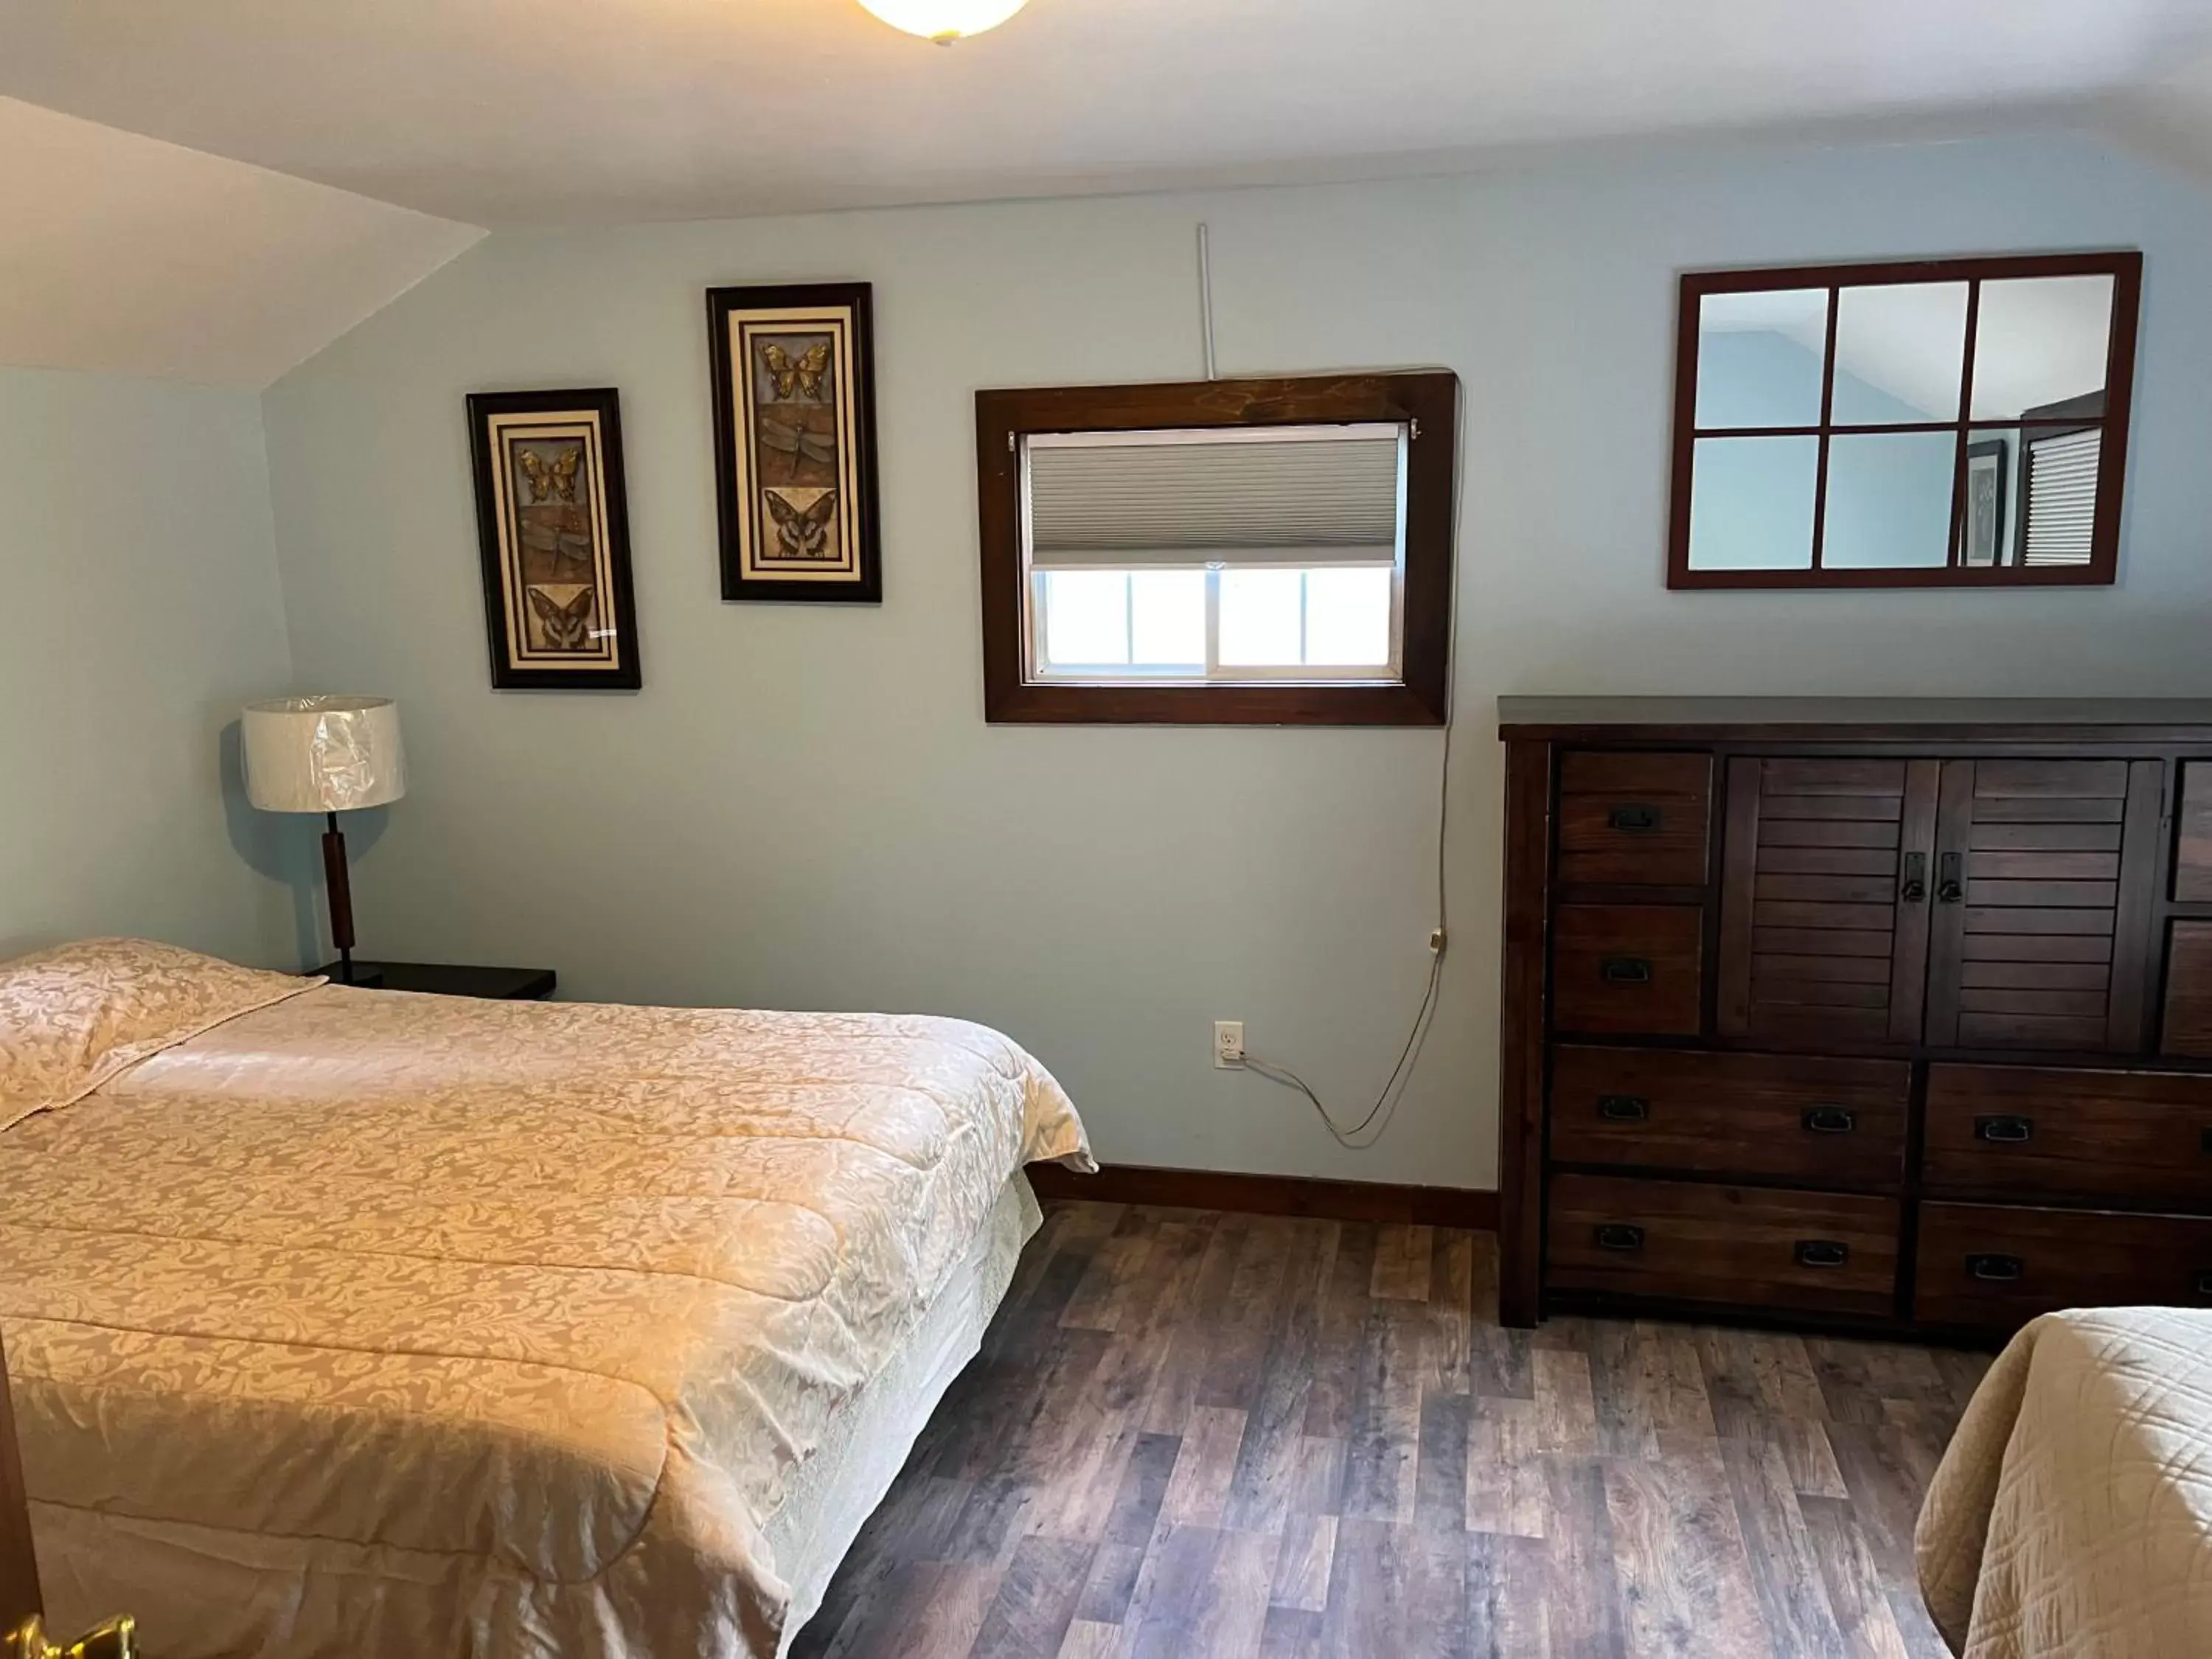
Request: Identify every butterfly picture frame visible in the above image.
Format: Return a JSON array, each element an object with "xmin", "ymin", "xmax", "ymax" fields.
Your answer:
[
  {"xmin": 706, "ymin": 282, "xmax": 883, "ymax": 603},
  {"xmin": 466, "ymin": 387, "xmax": 643, "ymax": 689}
]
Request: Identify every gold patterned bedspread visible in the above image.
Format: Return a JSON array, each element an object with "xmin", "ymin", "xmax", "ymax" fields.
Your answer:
[{"xmin": 0, "ymin": 939, "xmax": 1093, "ymax": 1657}]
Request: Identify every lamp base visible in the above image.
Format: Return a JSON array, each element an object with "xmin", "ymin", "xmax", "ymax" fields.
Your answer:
[{"xmin": 312, "ymin": 962, "xmax": 386, "ymax": 990}]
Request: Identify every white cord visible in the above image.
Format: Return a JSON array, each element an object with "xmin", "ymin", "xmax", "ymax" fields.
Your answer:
[
  {"xmin": 1241, "ymin": 710, "xmax": 1454, "ymax": 1149},
  {"xmin": 1197, "ymin": 223, "xmax": 1218, "ymax": 381}
]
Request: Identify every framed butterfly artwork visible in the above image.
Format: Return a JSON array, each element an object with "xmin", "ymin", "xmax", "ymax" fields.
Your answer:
[
  {"xmin": 465, "ymin": 387, "xmax": 643, "ymax": 689},
  {"xmin": 706, "ymin": 282, "xmax": 883, "ymax": 602}
]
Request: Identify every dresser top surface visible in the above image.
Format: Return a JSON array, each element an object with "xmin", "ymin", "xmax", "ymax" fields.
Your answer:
[{"xmin": 1498, "ymin": 696, "xmax": 2212, "ymax": 741}]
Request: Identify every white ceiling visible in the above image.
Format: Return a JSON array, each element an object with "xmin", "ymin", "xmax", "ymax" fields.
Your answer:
[
  {"xmin": 5, "ymin": 0, "xmax": 2212, "ymax": 227},
  {"xmin": 0, "ymin": 98, "xmax": 480, "ymax": 387}
]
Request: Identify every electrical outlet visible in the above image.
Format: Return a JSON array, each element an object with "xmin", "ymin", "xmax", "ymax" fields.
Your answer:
[{"xmin": 1214, "ymin": 1020, "xmax": 1245, "ymax": 1069}]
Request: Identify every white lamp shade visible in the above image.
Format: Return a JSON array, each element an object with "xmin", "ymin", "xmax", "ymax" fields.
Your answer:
[{"xmin": 243, "ymin": 696, "xmax": 406, "ymax": 813}]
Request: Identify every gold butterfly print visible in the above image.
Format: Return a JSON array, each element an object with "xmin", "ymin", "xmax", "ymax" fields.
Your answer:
[
  {"xmin": 765, "ymin": 489, "xmax": 838, "ymax": 559},
  {"xmin": 524, "ymin": 585, "xmax": 597, "ymax": 652},
  {"xmin": 760, "ymin": 341, "xmax": 832, "ymax": 401},
  {"xmin": 518, "ymin": 445, "xmax": 583, "ymax": 503}
]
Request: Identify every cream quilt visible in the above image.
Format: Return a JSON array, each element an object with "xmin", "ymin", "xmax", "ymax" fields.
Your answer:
[
  {"xmin": 0, "ymin": 939, "xmax": 1093, "ymax": 1658},
  {"xmin": 1917, "ymin": 1307, "xmax": 2212, "ymax": 1658}
]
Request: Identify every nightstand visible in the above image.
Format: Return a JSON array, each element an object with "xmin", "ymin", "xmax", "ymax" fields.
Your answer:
[{"xmin": 313, "ymin": 961, "xmax": 557, "ymax": 1001}]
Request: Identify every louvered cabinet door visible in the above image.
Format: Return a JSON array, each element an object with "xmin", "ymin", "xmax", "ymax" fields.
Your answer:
[
  {"xmin": 1924, "ymin": 759, "xmax": 2163, "ymax": 1051},
  {"xmin": 1717, "ymin": 758, "xmax": 1940, "ymax": 1045}
]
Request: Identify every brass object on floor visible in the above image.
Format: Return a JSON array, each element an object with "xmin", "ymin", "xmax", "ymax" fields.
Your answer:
[{"xmin": 6, "ymin": 1614, "xmax": 137, "ymax": 1659}]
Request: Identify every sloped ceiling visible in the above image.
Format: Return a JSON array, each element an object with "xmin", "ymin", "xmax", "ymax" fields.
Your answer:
[
  {"xmin": 5, "ymin": 1, "xmax": 2212, "ymax": 386},
  {"xmin": 4, "ymin": 0, "xmax": 2212, "ymax": 227},
  {"xmin": 0, "ymin": 97, "xmax": 480, "ymax": 388}
]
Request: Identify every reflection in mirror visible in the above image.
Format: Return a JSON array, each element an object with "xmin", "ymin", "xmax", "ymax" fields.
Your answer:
[
  {"xmin": 1970, "ymin": 275, "xmax": 2114, "ymax": 421},
  {"xmin": 1821, "ymin": 431, "xmax": 1958, "ymax": 568},
  {"xmin": 1687, "ymin": 435, "xmax": 1818, "ymax": 570},
  {"xmin": 1829, "ymin": 282, "xmax": 1968, "ymax": 425},
  {"xmin": 1695, "ymin": 289, "xmax": 1829, "ymax": 428}
]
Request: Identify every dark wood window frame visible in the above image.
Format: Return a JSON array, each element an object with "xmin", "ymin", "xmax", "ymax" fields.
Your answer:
[
  {"xmin": 1666, "ymin": 250, "xmax": 2142, "ymax": 591},
  {"xmin": 975, "ymin": 372, "xmax": 1458, "ymax": 725}
]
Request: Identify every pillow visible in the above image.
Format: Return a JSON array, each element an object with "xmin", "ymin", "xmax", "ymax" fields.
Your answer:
[{"xmin": 0, "ymin": 939, "xmax": 319, "ymax": 1132}]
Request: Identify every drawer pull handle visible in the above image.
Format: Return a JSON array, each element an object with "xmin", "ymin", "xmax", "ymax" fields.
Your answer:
[
  {"xmin": 1937, "ymin": 850, "xmax": 1964, "ymax": 904},
  {"xmin": 1900, "ymin": 852, "xmax": 1927, "ymax": 904},
  {"xmin": 1608, "ymin": 804, "xmax": 1662, "ymax": 834},
  {"xmin": 2201, "ymin": 1128, "xmax": 2212, "ymax": 1156},
  {"xmin": 1597, "ymin": 1094, "xmax": 1650, "ymax": 1122},
  {"xmin": 1594, "ymin": 1224, "xmax": 1645, "ymax": 1253},
  {"xmin": 1967, "ymin": 1253, "xmax": 2024, "ymax": 1283},
  {"xmin": 1600, "ymin": 957, "xmax": 1654, "ymax": 985},
  {"xmin": 1801, "ymin": 1106, "xmax": 1856, "ymax": 1135},
  {"xmin": 1975, "ymin": 1115, "xmax": 2034, "ymax": 1144},
  {"xmin": 2195, "ymin": 1270, "xmax": 2212, "ymax": 1301},
  {"xmin": 1795, "ymin": 1239, "xmax": 1850, "ymax": 1270}
]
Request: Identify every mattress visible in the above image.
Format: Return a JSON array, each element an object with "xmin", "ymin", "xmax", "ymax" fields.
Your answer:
[
  {"xmin": 0, "ymin": 939, "xmax": 1093, "ymax": 1658},
  {"xmin": 1916, "ymin": 1307, "xmax": 2212, "ymax": 1658}
]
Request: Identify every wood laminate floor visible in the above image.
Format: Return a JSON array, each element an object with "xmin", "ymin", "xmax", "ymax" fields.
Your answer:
[{"xmin": 792, "ymin": 1200, "xmax": 1989, "ymax": 1659}]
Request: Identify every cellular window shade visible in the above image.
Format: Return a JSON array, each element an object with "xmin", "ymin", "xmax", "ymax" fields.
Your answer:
[
  {"xmin": 1026, "ymin": 428, "xmax": 1404, "ymax": 569},
  {"xmin": 2023, "ymin": 428, "xmax": 2100, "ymax": 568}
]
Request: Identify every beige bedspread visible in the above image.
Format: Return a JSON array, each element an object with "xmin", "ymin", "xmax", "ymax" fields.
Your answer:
[
  {"xmin": 0, "ymin": 939, "xmax": 1093, "ymax": 1658},
  {"xmin": 1916, "ymin": 1307, "xmax": 2212, "ymax": 1658}
]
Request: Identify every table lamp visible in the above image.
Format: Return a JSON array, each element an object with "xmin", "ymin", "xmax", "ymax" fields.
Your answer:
[{"xmin": 243, "ymin": 696, "xmax": 406, "ymax": 984}]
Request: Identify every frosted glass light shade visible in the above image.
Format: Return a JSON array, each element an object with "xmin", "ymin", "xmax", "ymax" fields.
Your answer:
[
  {"xmin": 857, "ymin": 0, "xmax": 1029, "ymax": 41},
  {"xmin": 243, "ymin": 696, "xmax": 406, "ymax": 813}
]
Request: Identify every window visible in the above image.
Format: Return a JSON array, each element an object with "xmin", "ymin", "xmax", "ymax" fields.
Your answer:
[
  {"xmin": 976, "ymin": 374, "xmax": 1457, "ymax": 724},
  {"xmin": 1667, "ymin": 251, "xmax": 2140, "ymax": 589}
]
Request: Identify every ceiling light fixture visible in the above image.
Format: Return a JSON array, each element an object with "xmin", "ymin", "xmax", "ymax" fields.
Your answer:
[{"xmin": 856, "ymin": 0, "xmax": 1029, "ymax": 44}]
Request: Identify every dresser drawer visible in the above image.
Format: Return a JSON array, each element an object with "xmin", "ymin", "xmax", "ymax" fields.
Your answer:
[
  {"xmin": 1548, "ymin": 1174, "xmax": 1899, "ymax": 1316},
  {"xmin": 2178, "ymin": 763, "xmax": 2212, "ymax": 902},
  {"xmin": 1924, "ymin": 1064, "xmax": 2212, "ymax": 1208},
  {"xmin": 1552, "ymin": 905, "xmax": 1705, "ymax": 1036},
  {"xmin": 1549, "ymin": 1046, "xmax": 1907, "ymax": 1187},
  {"xmin": 1914, "ymin": 1201, "xmax": 2212, "ymax": 1328},
  {"xmin": 2166, "ymin": 922, "xmax": 2212, "ymax": 1058},
  {"xmin": 1557, "ymin": 751, "xmax": 1713, "ymax": 886}
]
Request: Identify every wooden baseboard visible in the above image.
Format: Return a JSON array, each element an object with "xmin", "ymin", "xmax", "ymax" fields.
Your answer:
[{"xmin": 1026, "ymin": 1161, "xmax": 1498, "ymax": 1231}]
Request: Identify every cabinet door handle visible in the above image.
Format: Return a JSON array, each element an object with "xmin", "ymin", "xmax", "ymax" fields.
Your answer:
[
  {"xmin": 1967, "ymin": 1253, "xmax": 2023, "ymax": 1282},
  {"xmin": 1608, "ymin": 804, "xmax": 1662, "ymax": 834},
  {"xmin": 1937, "ymin": 851, "xmax": 1964, "ymax": 904},
  {"xmin": 1593, "ymin": 1224, "xmax": 1645, "ymax": 1253},
  {"xmin": 1600, "ymin": 957, "xmax": 1653, "ymax": 985},
  {"xmin": 1596, "ymin": 1094, "xmax": 1650, "ymax": 1122},
  {"xmin": 2194, "ymin": 1270, "xmax": 2212, "ymax": 1301},
  {"xmin": 1900, "ymin": 852, "xmax": 1927, "ymax": 903},
  {"xmin": 1975, "ymin": 1115, "xmax": 2034, "ymax": 1144},
  {"xmin": 1794, "ymin": 1239, "xmax": 1850, "ymax": 1269},
  {"xmin": 1801, "ymin": 1105, "xmax": 1856, "ymax": 1135}
]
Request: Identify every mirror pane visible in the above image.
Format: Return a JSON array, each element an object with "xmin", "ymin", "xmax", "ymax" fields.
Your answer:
[
  {"xmin": 1960, "ymin": 434, "xmax": 2013, "ymax": 568},
  {"xmin": 1970, "ymin": 275, "xmax": 2114, "ymax": 422},
  {"xmin": 1694, "ymin": 288, "xmax": 1829, "ymax": 428},
  {"xmin": 1686, "ymin": 435, "xmax": 1819, "ymax": 570},
  {"xmin": 1830, "ymin": 282, "xmax": 1969, "ymax": 425},
  {"xmin": 1821, "ymin": 431, "xmax": 1957, "ymax": 568}
]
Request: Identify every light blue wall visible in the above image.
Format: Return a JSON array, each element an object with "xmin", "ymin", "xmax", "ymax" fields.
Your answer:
[
  {"xmin": 1, "ymin": 367, "xmax": 301, "ymax": 964},
  {"xmin": 260, "ymin": 133, "xmax": 2212, "ymax": 1189}
]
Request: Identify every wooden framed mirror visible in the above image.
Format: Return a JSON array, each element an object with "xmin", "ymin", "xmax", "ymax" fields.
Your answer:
[{"xmin": 1666, "ymin": 251, "xmax": 2141, "ymax": 589}]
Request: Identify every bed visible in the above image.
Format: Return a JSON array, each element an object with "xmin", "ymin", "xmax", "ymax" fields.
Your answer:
[
  {"xmin": 1916, "ymin": 1307, "xmax": 2212, "ymax": 1658},
  {"xmin": 0, "ymin": 938, "xmax": 1093, "ymax": 1658}
]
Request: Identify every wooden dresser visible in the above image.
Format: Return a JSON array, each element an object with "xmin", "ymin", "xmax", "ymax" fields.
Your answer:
[{"xmin": 1497, "ymin": 698, "xmax": 2212, "ymax": 1335}]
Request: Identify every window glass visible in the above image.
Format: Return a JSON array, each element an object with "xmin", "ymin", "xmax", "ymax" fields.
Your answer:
[
  {"xmin": 1041, "ymin": 571, "xmax": 1128, "ymax": 667},
  {"xmin": 1129, "ymin": 570, "xmax": 1206, "ymax": 667},
  {"xmin": 1305, "ymin": 568, "xmax": 1394, "ymax": 667},
  {"xmin": 1219, "ymin": 570, "xmax": 1305, "ymax": 667}
]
